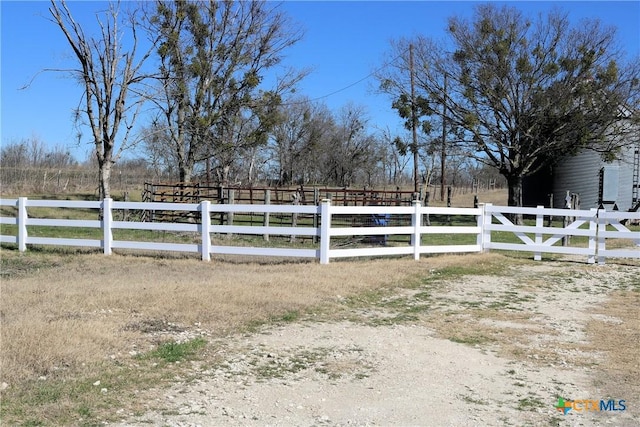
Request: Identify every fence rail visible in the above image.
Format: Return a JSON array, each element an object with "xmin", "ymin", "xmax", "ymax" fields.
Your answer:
[
  {"xmin": 483, "ymin": 204, "xmax": 600, "ymax": 263},
  {"xmin": 142, "ymin": 182, "xmax": 416, "ymax": 206},
  {"xmin": 1, "ymin": 198, "xmax": 638, "ymax": 264}
]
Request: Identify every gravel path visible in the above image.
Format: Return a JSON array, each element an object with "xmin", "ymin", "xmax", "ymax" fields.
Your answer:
[{"xmin": 112, "ymin": 262, "xmax": 639, "ymax": 427}]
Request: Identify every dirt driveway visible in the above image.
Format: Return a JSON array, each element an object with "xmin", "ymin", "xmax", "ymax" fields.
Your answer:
[{"xmin": 112, "ymin": 259, "xmax": 639, "ymax": 427}]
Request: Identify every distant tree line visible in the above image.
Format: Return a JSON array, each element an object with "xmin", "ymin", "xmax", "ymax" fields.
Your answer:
[
  {"xmin": 0, "ymin": 137, "xmax": 159, "ymax": 194},
  {"xmin": 0, "ymin": 137, "xmax": 76, "ymax": 170},
  {"xmin": 0, "ymin": 134, "xmax": 504, "ymax": 195}
]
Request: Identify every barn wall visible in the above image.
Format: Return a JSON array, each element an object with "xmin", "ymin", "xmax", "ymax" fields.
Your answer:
[
  {"xmin": 552, "ymin": 150, "xmax": 601, "ymax": 210},
  {"xmin": 617, "ymin": 146, "xmax": 635, "ymax": 210},
  {"xmin": 552, "ymin": 144, "xmax": 636, "ymax": 211}
]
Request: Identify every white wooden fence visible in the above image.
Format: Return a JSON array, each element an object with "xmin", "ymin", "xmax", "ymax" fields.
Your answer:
[
  {"xmin": 484, "ymin": 205, "xmax": 600, "ymax": 263},
  {"xmin": 0, "ymin": 198, "xmax": 638, "ymax": 264}
]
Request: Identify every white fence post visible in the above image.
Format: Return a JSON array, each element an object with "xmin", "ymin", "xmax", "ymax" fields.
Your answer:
[
  {"xmin": 263, "ymin": 190, "xmax": 270, "ymax": 242},
  {"xmin": 588, "ymin": 208, "xmax": 597, "ymax": 264},
  {"xmin": 102, "ymin": 198, "xmax": 113, "ymax": 255},
  {"xmin": 597, "ymin": 208, "xmax": 606, "ymax": 265},
  {"xmin": 200, "ymin": 200, "xmax": 211, "ymax": 261},
  {"xmin": 476, "ymin": 203, "xmax": 484, "ymax": 252},
  {"xmin": 534, "ymin": 205, "xmax": 544, "ymax": 261},
  {"xmin": 412, "ymin": 199, "xmax": 421, "ymax": 260},
  {"xmin": 18, "ymin": 197, "xmax": 27, "ymax": 252},
  {"xmin": 482, "ymin": 203, "xmax": 492, "ymax": 252},
  {"xmin": 227, "ymin": 189, "xmax": 235, "ymax": 228},
  {"xmin": 319, "ymin": 199, "xmax": 331, "ymax": 264}
]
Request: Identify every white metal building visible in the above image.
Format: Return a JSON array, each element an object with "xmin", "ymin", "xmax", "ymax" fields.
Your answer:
[{"xmin": 551, "ymin": 141, "xmax": 640, "ymax": 211}]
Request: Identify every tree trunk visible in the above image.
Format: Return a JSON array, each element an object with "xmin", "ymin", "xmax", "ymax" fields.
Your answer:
[
  {"xmin": 506, "ymin": 174, "xmax": 523, "ymax": 225},
  {"xmin": 179, "ymin": 165, "xmax": 193, "ymax": 184},
  {"xmin": 221, "ymin": 165, "xmax": 230, "ymax": 185},
  {"xmin": 247, "ymin": 152, "xmax": 256, "ymax": 185},
  {"xmin": 99, "ymin": 161, "xmax": 112, "ymax": 200}
]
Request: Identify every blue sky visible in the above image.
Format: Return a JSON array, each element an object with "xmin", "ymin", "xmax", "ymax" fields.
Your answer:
[{"xmin": 1, "ymin": 1, "xmax": 639, "ymax": 161}]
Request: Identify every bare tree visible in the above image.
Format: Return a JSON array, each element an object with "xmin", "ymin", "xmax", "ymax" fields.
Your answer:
[
  {"xmin": 49, "ymin": 0, "xmax": 156, "ymax": 199},
  {"xmin": 268, "ymin": 100, "xmax": 387, "ymax": 188},
  {"xmin": 140, "ymin": 121, "xmax": 179, "ymax": 180},
  {"xmin": 268, "ymin": 97, "xmax": 333, "ymax": 185},
  {"xmin": 321, "ymin": 104, "xmax": 377, "ymax": 187},
  {"xmin": 376, "ymin": 128, "xmax": 412, "ymax": 186}
]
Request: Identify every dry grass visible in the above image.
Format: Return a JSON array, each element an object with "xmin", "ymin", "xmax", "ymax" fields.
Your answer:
[
  {"xmin": 427, "ymin": 188, "xmax": 507, "ymax": 207},
  {"xmin": 0, "ymin": 248, "xmax": 502, "ymax": 424},
  {"xmin": 586, "ymin": 289, "xmax": 640, "ymax": 405},
  {"xmin": 0, "ymin": 250, "xmax": 503, "ymax": 382},
  {"xmin": 1, "ymin": 250, "xmax": 464, "ymax": 386}
]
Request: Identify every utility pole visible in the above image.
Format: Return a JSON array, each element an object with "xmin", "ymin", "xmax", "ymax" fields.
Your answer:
[
  {"xmin": 409, "ymin": 44, "xmax": 419, "ymax": 193},
  {"xmin": 440, "ymin": 74, "xmax": 447, "ymax": 201}
]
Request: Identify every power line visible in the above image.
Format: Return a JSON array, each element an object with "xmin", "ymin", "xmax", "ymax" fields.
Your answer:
[
  {"xmin": 281, "ymin": 51, "xmax": 406, "ymax": 106},
  {"xmin": 306, "ymin": 73, "xmax": 373, "ymax": 102}
]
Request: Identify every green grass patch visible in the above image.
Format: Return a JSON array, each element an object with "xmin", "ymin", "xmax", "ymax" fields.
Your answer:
[
  {"xmin": 274, "ymin": 310, "xmax": 301, "ymax": 323},
  {"xmin": 619, "ymin": 270, "xmax": 640, "ymax": 291},
  {"xmin": 421, "ymin": 260, "xmax": 512, "ymax": 284},
  {"xmin": 517, "ymin": 396, "xmax": 545, "ymax": 411},
  {"xmin": 0, "ymin": 246, "xmax": 91, "ymax": 279},
  {"xmin": 0, "ymin": 361, "xmax": 175, "ymax": 426},
  {"xmin": 448, "ymin": 333, "xmax": 493, "ymax": 346},
  {"xmin": 343, "ymin": 288, "xmax": 390, "ymax": 308},
  {"xmin": 460, "ymin": 394, "xmax": 490, "ymax": 405},
  {"xmin": 140, "ymin": 338, "xmax": 207, "ymax": 363}
]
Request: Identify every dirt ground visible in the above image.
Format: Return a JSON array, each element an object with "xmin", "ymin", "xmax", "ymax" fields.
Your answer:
[{"xmin": 110, "ymin": 258, "xmax": 639, "ymax": 427}]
